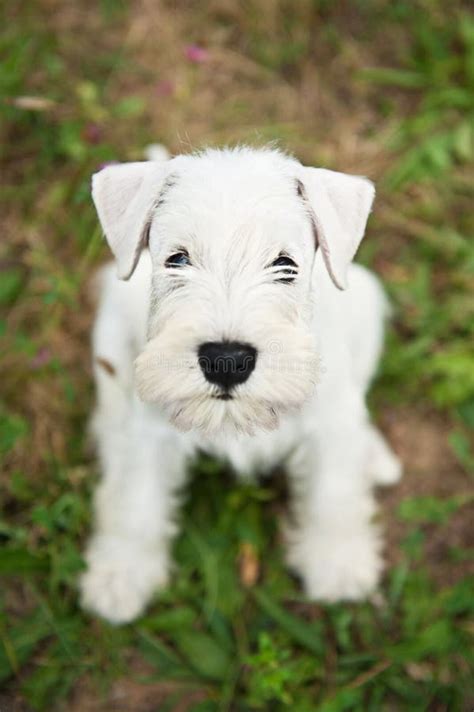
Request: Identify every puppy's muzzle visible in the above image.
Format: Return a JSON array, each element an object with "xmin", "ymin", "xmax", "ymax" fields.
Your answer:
[{"xmin": 198, "ymin": 341, "xmax": 257, "ymax": 393}]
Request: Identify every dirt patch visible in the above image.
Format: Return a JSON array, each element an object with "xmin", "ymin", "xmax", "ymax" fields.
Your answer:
[
  {"xmin": 67, "ymin": 657, "xmax": 209, "ymax": 712},
  {"xmin": 379, "ymin": 406, "xmax": 474, "ymax": 586},
  {"xmin": 67, "ymin": 679, "xmax": 207, "ymax": 712}
]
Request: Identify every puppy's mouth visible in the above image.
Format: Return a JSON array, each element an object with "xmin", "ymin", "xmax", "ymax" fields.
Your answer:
[{"xmin": 212, "ymin": 393, "xmax": 234, "ymax": 401}]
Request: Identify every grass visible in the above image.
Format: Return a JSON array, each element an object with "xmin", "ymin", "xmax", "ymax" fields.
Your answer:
[{"xmin": 1, "ymin": 0, "xmax": 473, "ymax": 709}]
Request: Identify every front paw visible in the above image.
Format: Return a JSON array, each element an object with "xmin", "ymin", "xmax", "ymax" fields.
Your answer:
[
  {"xmin": 80, "ymin": 535, "xmax": 169, "ymax": 624},
  {"xmin": 286, "ymin": 524, "xmax": 383, "ymax": 602}
]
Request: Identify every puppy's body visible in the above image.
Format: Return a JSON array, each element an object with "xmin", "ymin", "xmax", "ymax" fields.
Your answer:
[
  {"xmin": 93, "ymin": 252, "xmax": 387, "ymax": 470},
  {"xmin": 81, "ymin": 147, "xmax": 401, "ymax": 623}
]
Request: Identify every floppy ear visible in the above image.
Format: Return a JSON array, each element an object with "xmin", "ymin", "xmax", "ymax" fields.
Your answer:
[
  {"xmin": 298, "ymin": 167, "xmax": 375, "ymax": 290},
  {"xmin": 92, "ymin": 161, "xmax": 169, "ymax": 280}
]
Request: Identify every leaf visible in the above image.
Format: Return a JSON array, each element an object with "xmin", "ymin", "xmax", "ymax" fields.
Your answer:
[
  {"xmin": 458, "ymin": 399, "xmax": 474, "ymax": 428},
  {"xmin": 0, "ymin": 411, "xmax": 29, "ymax": 455},
  {"xmin": 173, "ymin": 630, "xmax": 232, "ymax": 681},
  {"xmin": 453, "ymin": 121, "xmax": 473, "ymax": 161},
  {"xmin": 192, "ymin": 703, "xmax": 219, "ymax": 712},
  {"xmin": 398, "ymin": 495, "xmax": 471, "ymax": 524},
  {"xmin": 449, "ymin": 431, "xmax": 474, "ymax": 474},
  {"xmin": 0, "ymin": 548, "xmax": 48, "ymax": 575},
  {"xmin": 114, "ymin": 96, "xmax": 146, "ymax": 117},
  {"xmin": 0, "ymin": 611, "xmax": 51, "ymax": 682},
  {"xmin": 444, "ymin": 576, "xmax": 474, "ymax": 616},
  {"xmin": 317, "ymin": 688, "xmax": 363, "ymax": 712},
  {"xmin": 22, "ymin": 662, "xmax": 78, "ymax": 710},
  {"xmin": 0, "ymin": 269, "xmax": 23, "ymax": 304},
  {"xmin": 137, "ymin": 630, "xmax": 193, "ymax": 680},
  {"xmin": 428, "ymin": 348, "xmax": 474, "ymax": 406},
  {"xmin": 389, "ymin": 620, "xmax": 457, "ymax": 663},
  {"xmin": 253, "ymin": 589, "xmax": 324, "ymax": 655},
  {"xmin": 388, "ymin": 560, "xmax": 410, "ymax": 608},
  {"xmin": 360, "ymin": 67, "xmax": 425, "ymax": 88},
  {"xmin": 141, "ymin": 606, "xmax": 196, "ymax": 632}
]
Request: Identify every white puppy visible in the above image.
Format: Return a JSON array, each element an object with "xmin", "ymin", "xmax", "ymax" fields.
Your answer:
[{"xmin": 80, "ymin": 146, "xmax": 401, "ymax": 624}]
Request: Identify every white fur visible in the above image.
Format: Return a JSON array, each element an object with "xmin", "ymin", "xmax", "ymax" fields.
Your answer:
[{"xmin": 80, "ymin": 146, "xmax": 401, "ymax": 623}]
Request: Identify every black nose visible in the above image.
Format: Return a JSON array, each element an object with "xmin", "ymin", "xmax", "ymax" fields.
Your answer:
[{"xmin": 198, "ymin": 341, "xmax": 257, "ymax": 389}]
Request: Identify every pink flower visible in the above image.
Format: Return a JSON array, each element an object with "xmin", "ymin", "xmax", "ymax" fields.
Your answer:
[{"xmin": 184, "ymin": 45, "xmax": 209, "ymax": 64}]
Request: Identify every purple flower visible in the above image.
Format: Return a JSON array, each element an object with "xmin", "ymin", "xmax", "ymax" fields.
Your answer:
[
  {"xmin": 30, "ymin": 347, "xmax": 52, "ymax": 370},
  {"xmin": 184, "ymin": 45, "xmax": 209, "ymax": 64}
]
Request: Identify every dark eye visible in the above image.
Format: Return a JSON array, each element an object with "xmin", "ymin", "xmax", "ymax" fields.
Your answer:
[
  {"xmin": 269, "ymin": 253, "xmax": 298, "ymax": 283},
  {"xmin": 165, "ymin": 251, "xmax": 191, "ymax": 268},
  {"xmin": 272, "ymin": 255, "xmax": 296, "ymax": 268}
]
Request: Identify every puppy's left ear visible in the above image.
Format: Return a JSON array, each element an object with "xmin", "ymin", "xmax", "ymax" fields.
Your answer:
[
  {"xmin": 298, "ymin": 167, "xmax": 375, "ymax": 290},
  {"xmin": 92, "ymin": 161, "xmax": 169, "ymax": 280}
]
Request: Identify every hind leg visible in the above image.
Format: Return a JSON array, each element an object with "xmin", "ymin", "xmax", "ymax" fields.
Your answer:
[{"xmin": 365, "ymin": 424, "xmax": 402, "ymax": 486}]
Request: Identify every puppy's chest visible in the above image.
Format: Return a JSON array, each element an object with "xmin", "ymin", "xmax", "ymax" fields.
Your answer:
[{"xmin": 199, "ymin": 419, "xmax": 300, "ymax": 479}]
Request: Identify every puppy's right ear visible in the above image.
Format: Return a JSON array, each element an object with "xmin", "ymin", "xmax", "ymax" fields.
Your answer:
[{"xmin": 92, "ymin": 161, "xmax": 169, "ymax": 280}]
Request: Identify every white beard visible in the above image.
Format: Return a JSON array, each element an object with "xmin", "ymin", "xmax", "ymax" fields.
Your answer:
[{"xmin": 135, "ymin": 318, "xmax": 320, "ymax": 435}]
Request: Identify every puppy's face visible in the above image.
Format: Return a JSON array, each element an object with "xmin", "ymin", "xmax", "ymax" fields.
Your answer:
[
  {"xmin": 136, "ymin": 162, "xmax": 318, "ymax": 433},
  {"xmin": 92, "ymin": 148, "xmax": 374, "ymax": 435}
]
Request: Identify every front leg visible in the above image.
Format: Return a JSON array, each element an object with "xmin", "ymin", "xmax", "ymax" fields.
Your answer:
[
  {"xmin": 286, "ymin": 392, "xmax": 382, "ymax": 601},
  {"xmin": 80, "ymin": 393, "xmax": 189, "ymax": 623}
]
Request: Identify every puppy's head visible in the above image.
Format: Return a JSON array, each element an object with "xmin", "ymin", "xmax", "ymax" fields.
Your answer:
[{"xmin": 92, "ymin": 147, "xmax": 374, "ymax": 435}]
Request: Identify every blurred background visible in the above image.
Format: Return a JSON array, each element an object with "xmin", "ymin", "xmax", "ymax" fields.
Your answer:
[{"xmin": 1, "ymin": 1, "xmax": 473, "ymax": 710}]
